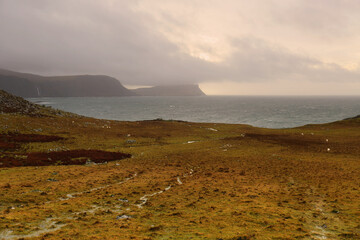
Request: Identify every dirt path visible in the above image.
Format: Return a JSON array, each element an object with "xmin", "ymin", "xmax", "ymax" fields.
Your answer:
[
  {"xmin": 304, "ymin": 188, "xmax": 345, "ymax": 240},
  {"xmin": 134, "ymin": 167, "xmax": 195, "ymax": 209},
  {"xmin": 0, "ymin": 173, "xmax": 138, "ymax": 240},
  {"xmin": 57, "ymin": 173, "xmax": 138, "ymax": 202},
  {"xmin": 309, "ymin": 200, "xmax": 330, "ymax": 240},
  {"xmin": 1, "ymin": 165, "xmax": 198, "ymax": 239},
  {"xmin": 0, "ymin": 218, "xmax": 66, "ymax": 240}
]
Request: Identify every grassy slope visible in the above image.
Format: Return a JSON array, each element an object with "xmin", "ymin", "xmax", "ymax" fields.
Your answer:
[{"xmin": 0, "ymin": 113, "xmax": 359, "ymax": 239}]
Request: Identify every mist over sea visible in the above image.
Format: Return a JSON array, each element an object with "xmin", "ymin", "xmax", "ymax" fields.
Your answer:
[{"xmin": 28, "ymin": 96, "xmax": 360, "ymax": 128}]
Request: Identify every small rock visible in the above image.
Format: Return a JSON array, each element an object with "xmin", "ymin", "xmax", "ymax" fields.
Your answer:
[
  {"xmin": 85, "ymin": 159, "xmax": 96, "ymax": 165},
  {"xmin": 116, "ymin": 214, "xmax": 132, "ymax": 220}
]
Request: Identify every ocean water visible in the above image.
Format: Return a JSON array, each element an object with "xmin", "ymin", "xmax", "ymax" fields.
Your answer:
[{"xmin": 28, "ymin": 96, "xmax": 360, "ymax": 129}]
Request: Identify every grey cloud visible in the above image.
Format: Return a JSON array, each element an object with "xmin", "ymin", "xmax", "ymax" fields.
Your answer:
[
  {"xmin": 0, "ymin": 0, "xmax": 219, "ymax": 85},
  {"xmin": 267, "ymin": 0, "xmax": 360, "ymax": 39},
  {"xmin": 0, "ymin": 0, "xmax": 359, "ymax": 88},
  {"xmin": 219, "ymin": 37, "xmax": 360, "ymax": 83}
]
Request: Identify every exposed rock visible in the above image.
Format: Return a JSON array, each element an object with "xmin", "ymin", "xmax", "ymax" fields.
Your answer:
[
  {"xmin": 116, "ymin": 215, "xmax": 132, "ymax": 220},
  {"xmin": 0, "ymin": 89, "xmax": 75, "ymax": 117}
]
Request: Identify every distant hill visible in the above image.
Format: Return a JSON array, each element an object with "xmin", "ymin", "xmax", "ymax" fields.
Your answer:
[
  {"xmin": 0, "ymin": 69, "xmax": 135, "ymax": 97},
  {"xmin": 132, "ymin": 84, "xmax": 206, "ymax": 96},
  {"xmin": 344, "ymin": 115, "xmax": 360, "ymax": 120},
  {"xmin": 0, "ymin": 68, "xmax": 207, "ymax": 98}
]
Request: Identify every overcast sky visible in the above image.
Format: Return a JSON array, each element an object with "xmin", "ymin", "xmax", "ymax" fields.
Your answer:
[{"xmin": 1, "ymin": 0, "xmax": 360, "ymax": 95}]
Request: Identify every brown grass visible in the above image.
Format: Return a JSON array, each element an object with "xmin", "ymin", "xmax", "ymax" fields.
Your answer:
[{"xmin": 0, "ymin": 113, "xmax": 359, "ymax": 239}]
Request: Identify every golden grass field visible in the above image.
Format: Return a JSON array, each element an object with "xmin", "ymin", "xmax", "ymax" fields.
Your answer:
[{"xmin": 0, "ymin": 104, "xmax": 359, "ymax": 239}]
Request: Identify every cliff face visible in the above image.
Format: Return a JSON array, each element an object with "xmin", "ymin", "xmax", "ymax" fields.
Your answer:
[
  {"xmin": 0, "ymin": 69, "xmax": 135, "ymax": 97},
  {"xmin": 0, "ymin": 89, "xmax": 42, "ymax": 114},
  {"xmin": 35, "ymin": 75, "xmax": 135, "ymax": 97},
  {"xmin": 132, "ymin": 84, "xmax": 206, "ymax": 96}
]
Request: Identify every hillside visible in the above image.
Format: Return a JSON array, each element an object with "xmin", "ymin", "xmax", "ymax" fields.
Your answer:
[
  {"xmin": 0, "ymin": 90, "xmax": 74, "ymax": 117},
  {"xmin": 132, "ymin": 84, "xmax": 206, "ymax": 96},
  {"xmin": 0, "ymin": 92, "xmax": 359, "ymax": 239},
  {"xmin": 0, "ymin": 69, "xmax": 135, "ymax": 97}
]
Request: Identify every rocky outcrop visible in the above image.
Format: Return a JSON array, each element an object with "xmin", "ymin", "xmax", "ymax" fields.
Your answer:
[
  {"xmin": 0, "ymin": 89, "xmax": 73, "ymax": 117},
  {"xmin": 0, "ymin": 89, "xmax": 43, "ymax": 115}
]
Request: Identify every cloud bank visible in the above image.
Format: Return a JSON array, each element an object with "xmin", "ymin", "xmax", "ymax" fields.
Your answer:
[{"xmin": 0, "ymin": 0, "xmax": 359, "ymax": 94}]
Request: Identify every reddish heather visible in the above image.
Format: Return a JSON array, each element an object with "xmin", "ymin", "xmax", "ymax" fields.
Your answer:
[
  {"xmin": 1, "ymin": 149, "xmax": 131, "ymax": 167},
  {"xmin": 0, "ymin": 133, "xmax": 64, "ymax": 152},
  {"xmin": 0, "ymin": 133, "xmax": 64, "ymax": 143}
]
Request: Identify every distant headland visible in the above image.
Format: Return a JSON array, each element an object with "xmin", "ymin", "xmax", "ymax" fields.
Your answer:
[{"xmin": 0, "ymin": 68, "xmax": 206, "ymax": 97}]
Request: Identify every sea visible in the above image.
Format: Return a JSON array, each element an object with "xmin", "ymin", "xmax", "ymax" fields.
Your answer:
[{"xmin": 27, "ymin": 96, "xmax": 360, "ymax": 129}]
